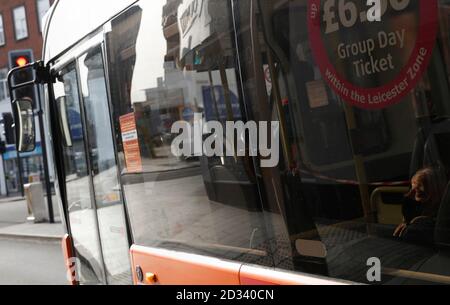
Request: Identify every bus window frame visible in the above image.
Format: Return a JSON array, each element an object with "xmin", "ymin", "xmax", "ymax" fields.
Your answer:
[
  {"xmin": 57, "ymin": 57, "xmax": 111, "ymax": 283},
  {"xmin": 100, "ymin": 36, "xmax": 135, "ymax": 247},
  {"xmin": 101, "ymin": 30, "xmax": 134, "ymax": 248},
  {"xmin": 79, "ymin": 45, "xmax": 133, "ymax": 283},
  {"xmin": 48, "ymin": 27, "xmax": 133, "ymax": 284}
]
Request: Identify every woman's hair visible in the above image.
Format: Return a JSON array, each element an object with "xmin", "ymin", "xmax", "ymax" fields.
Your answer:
[{"xmin": 406, "ymin": 167, "xmax": 446, "ymax": 216}]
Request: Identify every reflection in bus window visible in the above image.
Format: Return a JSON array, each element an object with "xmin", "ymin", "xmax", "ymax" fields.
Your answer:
[
  {"xmin": 79, "ymin": 49, "xmax": 132, "ymax": 284},
  {"xmin": 106, "ymin": 1, "xmax": 277, "ymax": 267}
]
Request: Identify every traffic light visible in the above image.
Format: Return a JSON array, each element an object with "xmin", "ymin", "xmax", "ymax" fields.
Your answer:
[
  {"xmin": 8, "ymin": 50, "xmax": 36, "ymax": 107},
  {"xmin": 2, "ymin": 113, "xmax": 15, "ymax": 145}
]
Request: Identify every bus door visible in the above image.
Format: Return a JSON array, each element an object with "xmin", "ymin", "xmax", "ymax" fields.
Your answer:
[{"xmin": 53, "ymin": 39, "xmax": 132, "ymax": 284}]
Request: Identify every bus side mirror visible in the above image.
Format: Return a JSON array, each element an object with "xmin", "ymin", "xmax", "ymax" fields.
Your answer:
[
  {"xmin": 12, "ymin": 98, "xmax": 36, "ymax": 153},
  {"xmin": 57, "ymin": 96, "xmax": 73, "ymax": 147}
]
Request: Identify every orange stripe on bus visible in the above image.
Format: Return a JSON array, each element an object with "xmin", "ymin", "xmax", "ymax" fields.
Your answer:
[
  {"xmin": 130, "ymin": 245, "xmax": 241, "ymax": 285},
  {"xmin": 130, "ymin": 245, "xmax": 348, "ymax": 285},
  {"xmin": 61, "ymin": 234, "xmax": 78, "ymax": 286}
]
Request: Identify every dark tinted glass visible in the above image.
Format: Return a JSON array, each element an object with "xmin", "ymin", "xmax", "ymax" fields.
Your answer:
[{"xmin": 235, "ymin": 0, "xmax": 450, "ymax": 284}]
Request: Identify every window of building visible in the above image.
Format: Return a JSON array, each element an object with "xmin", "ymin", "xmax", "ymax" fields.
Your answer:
[
  {"xmin": 13, "ymin": 6, "xmax": 28, "ymax": 40},
  {"xmin": 0, "ymin": 14, "xmax": 5, "ymax": 46},
  {"xmin": 0, "ymin": 68, "xmax": 8, "ymax": 101},
  {"xmin": 36, "ymin": 0, "xmax": 50, "ymax": 32}
]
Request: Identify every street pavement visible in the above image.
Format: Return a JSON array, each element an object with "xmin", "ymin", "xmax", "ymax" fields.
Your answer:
[
  {"xmin": 0, "ymin": 195, "xmax": 61, "ymax": 224},
  {"xmin": 0, "ymin": 197, "xmax": 28, "ymax": 229},
  {"xmin": 0, "ymin": 196, "xmax": 67, "ymax": 285},
  {"xmin": 0, "ymin": 238, "xmax": 67, "ymax": 285}
]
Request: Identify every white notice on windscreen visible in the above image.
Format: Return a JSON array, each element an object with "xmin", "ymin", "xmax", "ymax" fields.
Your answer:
[{"xmin": 306, "ymin": 80, "xmax": 329, "ymax": 109}]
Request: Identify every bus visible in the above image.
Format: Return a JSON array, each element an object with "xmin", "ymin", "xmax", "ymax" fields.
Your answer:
[{"xmin": 7, "ymin": 0, "xmax": 450, "ymax": 285}]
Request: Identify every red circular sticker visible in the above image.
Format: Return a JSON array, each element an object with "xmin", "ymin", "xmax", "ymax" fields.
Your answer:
[{"xmin": 308, "ymin": 0, "xmax": 438, "ymax": 109}]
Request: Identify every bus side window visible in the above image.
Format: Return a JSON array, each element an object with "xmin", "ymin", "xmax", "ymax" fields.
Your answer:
[
  {"xmin": 244, "ymin": 0, "xmax": 450, "ymax": 285},
  {"xmin": 104, "ymin": 1, "xmax": 275, "ymax": 267}
]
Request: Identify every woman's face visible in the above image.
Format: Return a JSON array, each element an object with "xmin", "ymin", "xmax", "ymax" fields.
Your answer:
[{"xmin": 412, "ymin": 177, "xmax": 427, "ymax": 203}]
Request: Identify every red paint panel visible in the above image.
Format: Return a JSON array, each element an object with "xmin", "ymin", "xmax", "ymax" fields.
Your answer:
[
  {"xmin": 130, "ymin": 245, "xmax": 348, "ymax": 285},
  {"xmin": 61, "ymin": 234, "xmax": 78, "ymax": 286},
  {"xmin": 130, "ymin": 245, "xmax": 241, "ymax": 285}
]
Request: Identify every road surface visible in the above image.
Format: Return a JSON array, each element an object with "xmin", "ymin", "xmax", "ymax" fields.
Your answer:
[{"xmin": 0, "ymin": 238, "xmax": 67, "ymax": 285}]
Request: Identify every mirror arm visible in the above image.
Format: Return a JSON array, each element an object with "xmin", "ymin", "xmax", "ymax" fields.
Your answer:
[{"xmin": 35, "ymin": 61, "xmax": 55, "ymax": 84}]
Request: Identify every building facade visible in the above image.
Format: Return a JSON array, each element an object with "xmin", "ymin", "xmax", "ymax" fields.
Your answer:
[{"xmin": 0, "ymin": 0, "xmax": 53, "ymax": 196}]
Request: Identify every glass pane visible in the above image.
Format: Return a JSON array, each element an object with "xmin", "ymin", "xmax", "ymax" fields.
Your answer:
[
  {"xmin": 105, "ymin": 1, "xmax": 275, "ymax": 267},
  {"xmin": 13, "ymin": 6, "xmax": 28, "ymax": 40},
  {"xmin": 240, "ymin": 0, "xmax": 450, "ymax": 284},
  {"xmin": 0, "ymin": 15, "xmax": 5, "ymax": 45},
  {"xmin": 0, "ymin": 81, "xmax": 6, "ymax": 101},
  {"xmin": 0, "ymin": 69, "xmax": 8, "ymax": 101},
  {"xmin": 79, "ymin": 49, "xmax": 132, "ymax": 285},
  {"xmin": 55, "ymin": 64, "xmax": 105, "ymax": 284}
]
